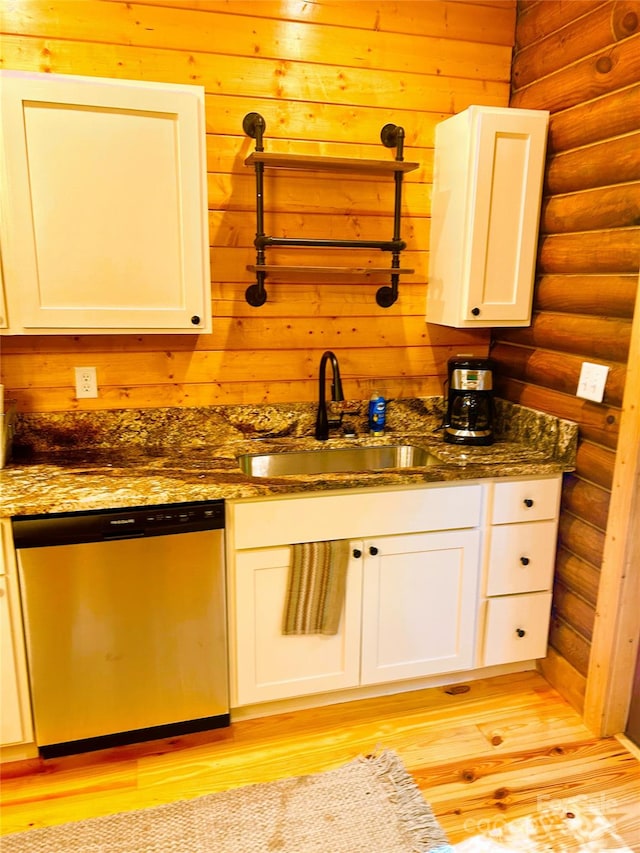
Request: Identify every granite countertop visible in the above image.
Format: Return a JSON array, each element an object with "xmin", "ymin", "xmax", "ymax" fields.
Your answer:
[{"xmin": 0, "ymin": 398, "xmax": 578, "ymax": 517}]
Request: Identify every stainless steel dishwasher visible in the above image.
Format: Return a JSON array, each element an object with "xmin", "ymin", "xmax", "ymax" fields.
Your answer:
[{"xmin": 13, "ymin": 500, "xmax": 229, "ymax": 758}]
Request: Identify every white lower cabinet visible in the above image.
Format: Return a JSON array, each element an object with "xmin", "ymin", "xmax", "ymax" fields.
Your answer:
[
  {"xmin": 480, "ymin": 475, "xmax": 561, "ymax": 667},
  {"xmin": 232, "ymin": 527, "xmax": 481, "ymax": 706},
  {"xmin": 228, "ymin": 483, "xmax": 483, "ymax": 707},
  {"xmin": 0, "ymin": 576, "xmax": 25, "ymax": 744},
  {"xmin": 0, "ymin": 520, "xmax": 33, "ymax": 750}
]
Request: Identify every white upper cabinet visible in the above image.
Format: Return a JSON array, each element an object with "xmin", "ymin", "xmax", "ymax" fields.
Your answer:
[
  {"xmin": 426, "ymin": 106, "xmax": 549, "ymax": 328},
  {"xmin": 0, "ymin": 71, "xmax": 211, "ymax": 334}
]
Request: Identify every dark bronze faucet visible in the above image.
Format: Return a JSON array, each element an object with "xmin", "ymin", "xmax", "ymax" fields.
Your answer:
[{"xmin": 315, "ymin": 351, "xmax": 344, "ymax": 441}]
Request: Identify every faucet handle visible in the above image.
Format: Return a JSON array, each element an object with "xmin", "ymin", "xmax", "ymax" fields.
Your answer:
[{"xmin": 326, "ymin": 401, "xmax": 345, "ymax": 428}]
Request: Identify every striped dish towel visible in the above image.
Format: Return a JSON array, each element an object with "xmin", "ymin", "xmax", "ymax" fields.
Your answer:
[{"xmin": 282, "ymin": 540, "xmax": 350, "ymax": 635}]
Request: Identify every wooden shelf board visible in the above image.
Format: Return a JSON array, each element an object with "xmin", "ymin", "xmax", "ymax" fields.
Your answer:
[
  {"xmin": 245, "ymin": 152, "xmax": 419, "ymax": 174},
  {"xmin": 247, "ymin": 265, "xmax": 415, "ymax": 275}
]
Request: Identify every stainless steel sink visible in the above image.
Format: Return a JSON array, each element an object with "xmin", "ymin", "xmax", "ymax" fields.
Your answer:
[{"xmin": 237, "ymin": 444, "xmax": 441, "ymax": 477}]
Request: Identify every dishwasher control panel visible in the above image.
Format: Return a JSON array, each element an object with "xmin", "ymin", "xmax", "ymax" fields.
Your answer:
[{"xmin": 13, "ymin": 499, "xmax": 225, "ymax": 548}]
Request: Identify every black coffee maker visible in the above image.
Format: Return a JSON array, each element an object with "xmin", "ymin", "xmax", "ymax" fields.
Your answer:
[{"xmin": 444, "ymin": 357, "xmax": 495, "ymax": 446}]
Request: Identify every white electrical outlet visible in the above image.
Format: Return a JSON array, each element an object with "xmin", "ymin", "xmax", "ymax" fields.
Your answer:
[
  {"xmin": 75, "ymin": 367, "xmax": 98, "ymax": 399},
  {"xmin": 576, "ymin": 361, "xmax": 609, "ymax": 403}
]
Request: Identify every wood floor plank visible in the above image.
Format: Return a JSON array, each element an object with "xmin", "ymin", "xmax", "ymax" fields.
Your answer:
[{"xmin": 1, "ymin": 672, "xmax": 639, "ymax": 849}]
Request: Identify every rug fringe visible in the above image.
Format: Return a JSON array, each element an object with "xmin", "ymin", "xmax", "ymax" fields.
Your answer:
[{"xmin": 360, "ymin": 750, "xmax": 452, "ymax": 853}]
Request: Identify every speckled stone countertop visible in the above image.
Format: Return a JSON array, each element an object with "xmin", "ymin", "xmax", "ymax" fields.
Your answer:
[{"xmin": 0, "ymin": 398, "xmax": 577, "ymax": 517}]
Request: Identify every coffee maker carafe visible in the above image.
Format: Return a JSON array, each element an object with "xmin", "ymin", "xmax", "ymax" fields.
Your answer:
[{"xmin": 444, "ymin": 357, "xmax": 495, "ymax": 446}]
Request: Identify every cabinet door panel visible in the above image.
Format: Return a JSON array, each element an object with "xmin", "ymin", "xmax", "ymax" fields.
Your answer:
[
  {"xmin": 232, "ymin": 546, "xmax": 362, "ymax": 706},
  {"xmin": 467, "ymin": 110, "xmax": 548, "ymax": 323},
  {"xmin": 0, "ymin": 71, "xmax": 210, "ymax": 333},
  {"xmin": 0, "ymin": 521, "xmax": 33, "ymax": 749},
  {"xmin": 486, "ymin": 520, "xmax": 557, "ymax": 596},
  {"xmin": 360, "ymin": 529, "xmax": 480, "ymax": 685},
  {"xmin": 0, "ymin": 578, "xmax": 26, "ymax": 745}
]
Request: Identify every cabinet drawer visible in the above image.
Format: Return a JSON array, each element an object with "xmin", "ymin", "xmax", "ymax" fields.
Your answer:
[
  {"xmin": 486, "ymin": 520, "xmax": 557, "ymax": 596},
  {"xmin": 231, "ymin": 484, "xmax": 483, "ymax": 550},
  {"xmin": 483, "ymin": 592, "xmax": 552, "ymax": 666},
  {"xmin": 491, "ymin": 477, "xmax": 561, "ymax": 524}
]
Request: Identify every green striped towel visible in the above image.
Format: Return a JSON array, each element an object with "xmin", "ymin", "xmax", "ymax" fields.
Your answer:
[{"xmin": 282, "ymin": 540, "xmax": 350, "ymax": 635}]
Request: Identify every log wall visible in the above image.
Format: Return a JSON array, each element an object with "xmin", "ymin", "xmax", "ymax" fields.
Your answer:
[
  {"xmin": 497, "ymin": 0, "xmax": 640, "ymax": 711},
  {"xmin": 0, "ymin": 0, "xmax": 519, "ymax": 413}
]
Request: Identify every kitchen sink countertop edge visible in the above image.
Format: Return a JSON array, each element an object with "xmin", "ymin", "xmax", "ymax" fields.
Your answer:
[{"xmin": 0, "ymin": 398, "xmax": 578, "ymax": 517}]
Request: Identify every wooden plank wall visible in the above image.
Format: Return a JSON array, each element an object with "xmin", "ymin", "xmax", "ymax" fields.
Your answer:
[
  {"xmin": 0, "ymin": 0, "xmax": 518, "ymax": 413},
  {"xmin": 495, "ymin": 0, "xmax": 640, "ymax": 712}
]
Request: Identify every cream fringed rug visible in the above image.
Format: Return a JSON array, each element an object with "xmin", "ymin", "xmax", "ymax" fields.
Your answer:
[{"xmin": 2, "ymin": 750, "xmax": 451, "ymax": 853}]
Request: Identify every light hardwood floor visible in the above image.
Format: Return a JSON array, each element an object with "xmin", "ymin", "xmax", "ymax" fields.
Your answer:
[{"xmin": 1, "ymin": 671, "xmax": 639, "ymax": 848}]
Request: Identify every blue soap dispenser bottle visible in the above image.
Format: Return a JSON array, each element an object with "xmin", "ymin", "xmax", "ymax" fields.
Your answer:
[{"xmin": 368, "ymin": 392, "xmax": 386, "ymax": 435}]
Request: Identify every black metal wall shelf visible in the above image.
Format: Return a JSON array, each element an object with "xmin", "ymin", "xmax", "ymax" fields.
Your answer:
[{"xmin": 242, "ymin": 112, "xmax": 418, "ymax": 308}]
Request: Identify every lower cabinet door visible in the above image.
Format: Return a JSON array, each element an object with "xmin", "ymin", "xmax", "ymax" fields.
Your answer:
[
  {"xmin": 232, "ymin": 546, "xmax": 362, "ymax": 706},
  {"xmin": 360, "ymin": 529, "xmax": 480, "ymax": 685},
  {"xmin": 483, "ymin": 591, "xmax": 553, "ymax": 666},
  {"xmin": 0, "ymin": 577, "xmax": 29, "ymax": 746}
]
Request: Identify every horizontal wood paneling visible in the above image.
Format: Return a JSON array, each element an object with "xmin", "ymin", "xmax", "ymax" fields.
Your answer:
[
  {"xmin": 510, "ymin": 31, "xmax": 640, "ymax": 112},
  {"xmin": 549, "ymin": 615, "xmax": 592, "ymax": 677},
  {"xmin": 514, "ymin": 1, "xmax": 605, "ymax": 49},
  {"xmin": 1, "ymin": 2, "xmax": 514, "ymax": 79},
  {"xmin": 561, "ymin": 474, "xmax": 610, "ymax": 532},
  {"xmin": 0, "ymin": 0, "xmax": 512, "ymax": 412},
  {"xmin": 491, "ymin": 342, "xmax": 626, "ymax": 405},
  {"xmin": 503, "ymin": 1, "xmax": 640, "ymax": 712},
  {"xmin": 545, "ymin": 136, "xmax": 640, "ymax": 195},
  {"xmin": 538, "ymin": 229, "xmax": 640, "ymax": 275},
  {"xmin": 555, "ymin": 547, "xmax": 601, "ymax": 608},
  {"xmin": 574, "ymin": 441, "xmax": 616, "ymax": 490},
  {"xmin": 0, "ymin": 35, "xmax": 511, "ymax": 122},
  {"xmin": 552, "ymin": 580, "xmax": 596, "ymax": 642},
  {"xmin": 534, "ymin": 275, "xmax": 637, "ymax": 317},
  {"xmin": 513, "ymin": 0, "xmax": 640, "ymax": 89},
  {"xmin": 496, "ymin": 314, "xmax": 632, "ymax": 362},
  {"xmin": 130, "ymin": 0, "xmax": 519, "ymax": 45},
  {"xmin": 2, "ymin": 346, "xmax": 460, "ymax": 389},
  {"xmin": 538, "ymin": 645, "xmax": 586, "ymax": 711},
  {"xmin": 558, "ymin": 512, "xmax": 606, "ymax": 570},
  {"xmin": 546, "ymin": 85, "xmax": 640, "ymax": 153},
  {"xmin": 541, "ymin": 183, "xmax": 640, "ymax": 233}
]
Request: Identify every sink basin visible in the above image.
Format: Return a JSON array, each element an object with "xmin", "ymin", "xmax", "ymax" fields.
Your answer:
[{"xmin": 237, "ymin": 444, "xmax": 441, "ymax": 478}]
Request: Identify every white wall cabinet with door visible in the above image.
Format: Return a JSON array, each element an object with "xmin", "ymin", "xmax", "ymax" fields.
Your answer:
[
  {"xmin": 0, "ymin": 70, "xmax": 211, "ymax": 335},
  {"xmin": 426, "ymin": 105, "xmax": 549, "ymax": 328},
  {"xmin": 0, "ymin": 520, "xmax": 35, "ymax": 758},
  {"xmin": 227, "ymin": 483, "xmax": 483, "ymax": 707}
]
